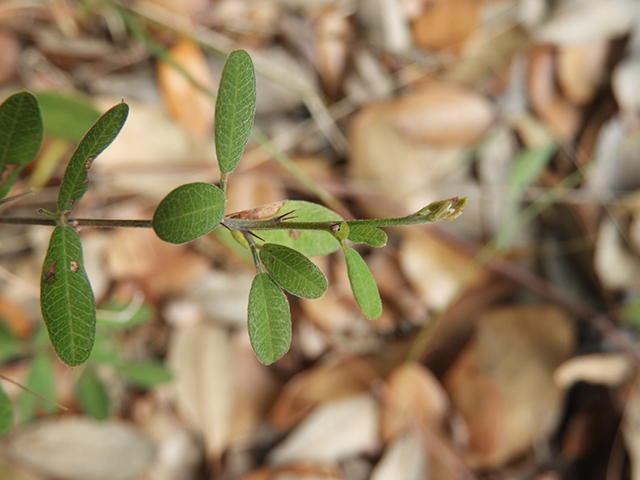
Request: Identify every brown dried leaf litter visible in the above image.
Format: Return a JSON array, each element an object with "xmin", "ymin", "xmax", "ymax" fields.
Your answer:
[{"xmin": 1, "ymin": 1, "xmax": 640, "ymax": 480}]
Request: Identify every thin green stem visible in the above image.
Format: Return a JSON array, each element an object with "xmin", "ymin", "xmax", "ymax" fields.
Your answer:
[
  {"xmin": 0, "ymin": 216, "xmax": 153, "ymax": 229},
  {"xmin": 222, "ymin": 213, "xmax": 439, "ymax": 233}
]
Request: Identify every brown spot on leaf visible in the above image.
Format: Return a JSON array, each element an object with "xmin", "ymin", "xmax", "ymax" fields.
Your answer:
[
  {"xmin": 69, "ymin": 260, "xmax": 79, "ymax": 273},
  {"xmin": 85, "ymin": 156, "xmax": 96, "ymax": 171},
  {"xmin": 44, "ymin": 261, "xmax": 58, "ymax": 285}
]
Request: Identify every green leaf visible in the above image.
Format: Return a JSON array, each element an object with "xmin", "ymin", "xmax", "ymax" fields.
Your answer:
[
  {"xmin": 77, "ymin": 367, "xmax": 109, "ymax": 420},
  {"xmin": 0, "ymin": 91, "xmax": 43, "ymax": 200},
  {"xmin": 215, "ymin": 49, "xmax": 256, "ymax": 175},
  {"xmin": 344, "ymin": 247, "xmax": 382, "ymax": 320},
  {"xmin": 248, "ymin": 273, "xmax": 291, "ymax": 365},
  {"xmin": 21, "ymin": 354, "xmax": 56, "ymax": 422},
  {"xmin": 346, "ymin": 222, "xmax": 387, "ymax": 247},
  {"xmin": 258, "ymin": 200, "xmax": 343, "ymax": 257},
  {"xmin": 259, "ymin": 243, "xmax": 327, "ymax": 299},
  {"xmin": 0, "ymin": 383, "xmax": 13, "ymax": 438},
  {"xmin": 35, "ymin": 91, "xmax": 101, "ymax": 142},
  {"xmin": 153, "ymin": 182, "xmax": 226, "ymax": 244},
  {"xmin": 116, "ymin": 361, "xmax": 172, "ymax": 388},
  {"xmin": 40, "ymin": 225, "xmax": 96, "ymax": 366},
  {"xmin": 57, "ymin": 102, "xmax": 129, "ymax": 213}
]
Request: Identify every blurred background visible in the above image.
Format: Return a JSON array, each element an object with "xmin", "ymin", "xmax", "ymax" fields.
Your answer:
[{"xmin": 1, "ymin": 0, "xmax": 640, "ymax": 479}]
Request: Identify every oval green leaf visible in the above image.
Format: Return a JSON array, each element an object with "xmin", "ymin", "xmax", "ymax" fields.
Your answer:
[
  {"xmin": 0, "ymin": 383, "xmax": 13, "ymax": 438},
  {"xmin": 0, "ymin": 91, "xmax": 43, "ymax": 200},
  {"xmin": 57, "ymin": 102, "xmax": 129, "ymax": 214},
  {"xmin": 346, "ymin": 222, "xmax": 387, "ymax": 247},
  {"xmin": 153, "ymin": 182, "xmax": 226, "ymax": 244},
  {"xmin": 259, "ymin": 243, "xmax": 327, "ymax": 299},
  {"xmin": 215, "ymin": 49, "xmax": 256, "ymax": 175},
  {"xmin": 258, "ymin": 200, "xmax": 343, "ymax": 257},
  {"xmin": 40, "ymin": 226, "xmax": 96, "ymax": 366},
  {"xmin": 77, "ymin": 367, "xmax": 110, "ymax": 420},
  {"xmin": 248, "ymin": 273, "xmax": 291, "ymax": 365},
  {"xmin": 345, "ymin": 247, "xmax": 382, "ymax": 320}
]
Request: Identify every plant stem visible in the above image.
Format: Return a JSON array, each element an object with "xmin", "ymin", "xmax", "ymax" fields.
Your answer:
[
  {"xmin": 0, "ymin": 217, "xmax": 153, "ymax": 229},
  {"xmin": 222, "ymin": 213, "xmax": 440, "ymax": 232}
]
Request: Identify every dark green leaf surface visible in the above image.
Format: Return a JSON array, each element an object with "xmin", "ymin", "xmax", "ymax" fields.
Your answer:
[
  {"xmin": 215, "ymin": 50, "xmax": 256, "ymax": 175},
  {"xmin": 248, "ymin": 273, "xmax": 291, "ymax": 365},
  {"xmin": 116, "ymin": 362, "xmax": 172, "ymax": 387},
  {"xmin": 345, "ymin": 248, "xmax": 382, "ymax": 320},
  {"xmin": 0, "ymin": 383, "xmax": 13, "ymax": 438},
  {"xmin": 258, "ymin": 200, "xmax": 343, "ymax": 257},
  {"xmin": 35, "ymin": 91, "xmax": 101, "ymax": 142},
  {"xmin": 0, "ymin": 91, "xmax": 43, "ymax": 200},
  {"xmin": 40, "ymin": 226, "xmax": 96, "ymax": 366},
  {"xmin": 346, "ymin": 222, "xmax": 387, "ymax": 247},
  {"xmin": 57, "ymin": 102, "xmax": 129, "ymax": 213},
  {"xmin": 259, "ymin": 243, "xmax": 327, "ymax": 299},
  {"xmin": 153, "ymin": 182, "xmax": 226, "ymax": 244},
  {"xmin": 21, "ymin": 354, "xmax": 56, "ymax": 422},
  {"xmin": 77, "ymin": 367, "xmax": 109, "ymax": 420}
]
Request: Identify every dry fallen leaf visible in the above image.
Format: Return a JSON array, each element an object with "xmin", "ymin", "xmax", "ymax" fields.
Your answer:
[
  {"xmin": 444, "ymin": 304, "xmax": 575, "ymax": 468},
  {"xmin": 381, "ymin": 362, "xmax": 449, "ymax": 442},
  {"xmin": 623, "ymin": 378, "xmax": 640, "ymax": 480},
  {"xmin": 0, "ymin": 29, "xmax": 19, "ymax": 86},
  {"xmin": 104, "ymin": 228, "xmax": 209, "ymax": 298},
  {"xmin": 554, "ymin": 353, "xmax": 635, "ymax": 388},
  {"xmin": 527, "ymin": 46, "xmax": 581, "ymax": 141},
  {"xmin": 167, "ymin": 321, "xmax": 235, "ymax": 459},
  {"xmin": 370, "ymin": 431, "xmax": 428, "ymax": 480},
  {"xmin": 2, "ymin": 418, "xmax": 155, "ymax": 480},
  {"xmin": 269, "ymin": 393, "xmax": 380, "ymax": 464},
  {"xmin": 411, "ymin": 0, "xmax": 481, "ymax": 53},
  {"xmin": 399, "ymin": 229, "xmax": 485, "ymax": 311},
  {"xmin": 157, "ymin": 39, "xmax": 215, "ymax": 138},
  {"xmin": 388, "ymin": 82, "xmax": 495, "ymax": 147},
  {"xmin": 535, "ymin": 0, "xmax": 639, "ymax": 45},
  {"xmin": 612, "ymin": 56, "xmax": 640, "ymax": 112},
  {"xmin": 556, "ymin": 43, "xmax": 607, "ymax": 105}
]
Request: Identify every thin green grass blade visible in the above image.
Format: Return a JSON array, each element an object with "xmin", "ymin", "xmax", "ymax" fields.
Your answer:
[
  {"xmin": 21, "ymin": 354, "xmax": 56, "ymax": 421},
  {"xmin": 345, "ymin": 222, "xmax": 387, "ymax": 247},
  {"xmin": 247, "ymin": 273, "xmax": 291, "ymax": 365},
  {"xmin": 258, "ymin": 200, "xmax": 343, "ymax": 257},
  {"xmin": 0, "ymin": 91, "xmax": 43, "ymax": 200},
  {"xmin": 496, "ymin": 143, "xmax": 556, "ymax": 249},
  {"xmin": 345, "ymin": 247, "xmax": 382, "ymax": 320},
  {"xmin": 215, "ymin": 49, "xmax": 256, "ymax": 175},
  {"xmin": 0, "ymin": 383, "xmax": 13, "ymax": 438},
  {"xmin": 57, "ymin": 102, "xmax": 129, "ymax": 214},
  {"xmin": 153, "ymin": 182, "xmax": 226, "ymax": 244},
  {"xmin": 259, "ymin": 243, "xmax": 327, "ymax": 299},
  {"xmin": 40, "ymin": 226, "xmax": 96, "ymax": 366}
]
